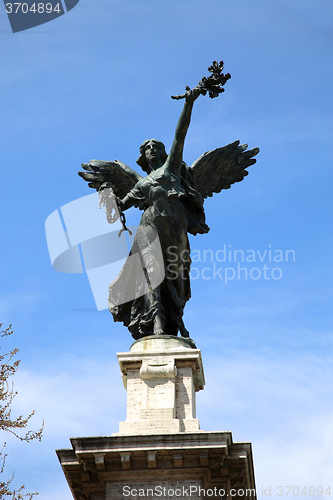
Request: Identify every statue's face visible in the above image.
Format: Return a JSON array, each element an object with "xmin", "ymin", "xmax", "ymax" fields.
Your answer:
[{"xmin": 145, "ymin": 140, "xmax": 163, "ymax": 169}]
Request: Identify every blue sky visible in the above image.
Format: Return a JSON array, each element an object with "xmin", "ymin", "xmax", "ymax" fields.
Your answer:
[{"xmin": 1, "ymin": 0, "xmax": 333, "ymax": 498}]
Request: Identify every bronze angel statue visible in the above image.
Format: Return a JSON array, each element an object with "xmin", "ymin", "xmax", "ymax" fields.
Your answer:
[{"xmin": 79, "ymin": 62, "xmax": 259, "ymax": 341}]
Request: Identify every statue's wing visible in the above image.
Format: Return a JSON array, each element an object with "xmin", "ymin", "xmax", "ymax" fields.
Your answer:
[
  {"xmin": 189, "ymin": 141, "xmax": 260, "ymax": 199},
  {"xmin": 78, "ymin": 160, "xmax": 144, "ymax": 198}
]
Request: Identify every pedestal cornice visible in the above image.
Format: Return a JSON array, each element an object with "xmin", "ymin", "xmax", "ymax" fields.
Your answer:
[{"xmin": 57, "ymin": 431, "xmax": 256, "ymax": 500}]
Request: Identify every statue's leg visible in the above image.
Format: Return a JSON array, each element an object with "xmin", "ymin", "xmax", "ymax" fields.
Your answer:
[
  {"xmin": 148, "ymin": 285, "xmax": 165, "ymax": 335},
  {"xmin": 153, "ymin": 313, "xmax": 165, "ymax": 335},
  {"xmin": 135, "ymin": 224, "xmax": 166, "ymax": 336},
  {"xmin": 179, "ymin": 319, "xmax": 190, "ymax": 338}
]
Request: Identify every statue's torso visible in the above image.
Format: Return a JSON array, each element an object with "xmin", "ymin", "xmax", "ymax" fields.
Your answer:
[{"xmin": 139, "ymin": 166, "xmax": 185, "ymax": 204}]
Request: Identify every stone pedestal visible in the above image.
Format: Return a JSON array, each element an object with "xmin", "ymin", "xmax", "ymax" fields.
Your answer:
[
  {"xmin": 116, "ymin": 335, "xmax": 204, "ymax": 434},
  {"xmin": 57, "ymin": 336, "xmax": 257, "ymax": 500}
]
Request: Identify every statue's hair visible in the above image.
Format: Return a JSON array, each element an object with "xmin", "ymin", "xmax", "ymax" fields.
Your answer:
[{"xmin": 136, "ymin": 139, "xmax": 168, "ymax": 174}]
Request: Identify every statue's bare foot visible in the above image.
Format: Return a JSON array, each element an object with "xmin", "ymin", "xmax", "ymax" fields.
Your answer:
[{"xmin": 153, "ymin": 314, "xmax": 164, "ymax": 335}]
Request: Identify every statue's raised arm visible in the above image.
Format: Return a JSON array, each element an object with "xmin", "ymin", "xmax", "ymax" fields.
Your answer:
[{"xmin": 164, "ymin": 87, "xmax": 201, "ymax": 178}]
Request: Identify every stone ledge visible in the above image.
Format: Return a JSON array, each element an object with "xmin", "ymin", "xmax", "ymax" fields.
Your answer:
[{"xmin": 57, "ymin": 431, "xmax": 256, "ymax": 500}]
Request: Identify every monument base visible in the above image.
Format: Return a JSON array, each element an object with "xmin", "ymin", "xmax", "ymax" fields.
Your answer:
[
  {"xmin": 57, "ymin": 431, "xmax": 256, "ymax": 500},
  {"xmin": 57, "ymin": 337, "xmax": 256, "ymax": 499}
]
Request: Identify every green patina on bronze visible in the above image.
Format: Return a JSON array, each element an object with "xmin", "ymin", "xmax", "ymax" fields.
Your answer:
[{"xmin": 79, "ymin": 62, "xmax": 259, "ymax": 341}]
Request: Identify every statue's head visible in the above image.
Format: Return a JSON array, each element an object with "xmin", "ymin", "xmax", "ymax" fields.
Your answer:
[{"xmin": 136, "ymin": 139, "xmax": 168, "ymax": 173}]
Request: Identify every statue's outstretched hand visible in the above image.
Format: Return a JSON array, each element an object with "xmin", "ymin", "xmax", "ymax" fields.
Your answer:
[
  {"xmin": 185, "ymin": 86, "xmax": 201, "ymax": 103},
  {"xmin": 171, "ymin": 85, "xmax": 201, "ymax": 102}
]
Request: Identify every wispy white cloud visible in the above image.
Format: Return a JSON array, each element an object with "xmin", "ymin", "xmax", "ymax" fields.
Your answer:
[
  {"xmin": 3, "ymin": 355, "xmax": 126, "ymax": 498},
  {"xmin": 199, "ymin": 349, "xmax": 333, "ymax": 491}
]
